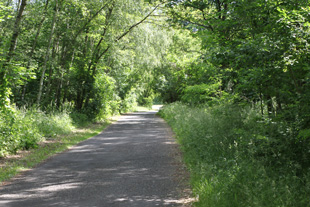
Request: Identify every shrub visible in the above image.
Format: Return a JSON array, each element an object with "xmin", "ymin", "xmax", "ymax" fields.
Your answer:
[
  {"xmin": 181, "ymin": 83, "xmax": 221, "ymax": 105},
  {"xmin": 35, "ymin": 112, "xmax": 74, "ymax": 137},
  {"xmin": 0, "ymin": 113, "xmax": 19, "ymax": 156},
  {"xmin": 70, "ymin": 111, "xmax": 91, "ymax": 127},
  {"xmin": 0, "ymin": 107, "xmax": 75, "ymax": 157},
  {"xmin": 138, "ymin": 96, "xmax": 154, "ymax": 109},
  {"xmin": 120, "ymin": 89, "xmax": 138, "ymax": 113},
  {"xmin": 15, "ymin": 109, "xmax": 42, "ymax": 150}
]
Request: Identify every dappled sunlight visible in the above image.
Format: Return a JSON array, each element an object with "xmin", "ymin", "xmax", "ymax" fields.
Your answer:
[
  {"xmin": 113, "ymin": 195, "xmax": 192, "ymax": 206},
  {"xmin": 31, "ymin": 182, "xmax": 82, "ymax": 194},
  {"xmin": 0, "ymin": 112, "xmax": 190, "ymax": 206}
]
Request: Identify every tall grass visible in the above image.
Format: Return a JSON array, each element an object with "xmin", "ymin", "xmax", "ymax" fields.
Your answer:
[
  {"xmin": 159, "ymin": 102, "xmax": 310, "ymax": 207},
  {"xmin": 0, "ymin": 108, "xmax": 74, "ymax": 157}
]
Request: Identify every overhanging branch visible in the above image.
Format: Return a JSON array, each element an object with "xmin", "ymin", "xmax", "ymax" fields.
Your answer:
[{"xmin": 116, "ymin": 3, "xmax": 163, "ymax": 41}]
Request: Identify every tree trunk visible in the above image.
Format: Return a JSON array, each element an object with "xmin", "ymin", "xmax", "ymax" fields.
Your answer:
[
  {"xmin": 21, "ymin": 1, "xmax": 49, "ymax": 103},
  {"xmin": 62, "ymin": 50, "xmax": 75, "ymax": 104},
  {"xmin": 45, "ymin": 36, "xmax": 60, "ymax": 103},
  {"xmin": 37, "ymin": 0, "xmax": 58, "ymax": 105},
  {"xmin": 56, "ymin": 45, "xmax": 67, "ymax": 108},
  {"xmin": 260, "ymin": 92, "xmax": 264, "ymax": 116},
  {"xmin": 0, "ymin": 0, "xmax": 27, "ymax": 109},
  {"xmin": 266, "ymin": 95, "xmax": 273, "ymax": 115}
]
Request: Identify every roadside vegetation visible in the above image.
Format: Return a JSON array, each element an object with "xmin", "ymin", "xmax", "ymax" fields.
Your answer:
[
  {"xmin": 157, "ymin": 1, "xmax": 310, "ymax": 206},
  {"xmin": 0, "ymin": 107, "xmax": 113, "ymax": 184},
  {"xmin": 0, "ymin": 0, "xmax": 167, "ymax": 161},
  {"xmin": 0, "ymin": 108, "xmax": 72, "ymax": 157},
  {"xmin": 0, "ymin": 103, "xmax": 151, "ymax": 184},
  {"xmin": 1, "ymin": 0, "xmax": 310, "ymax": 206},
  {"xmin": 159, "ymin": 102, "xmax": 310, "ymax": 207}
]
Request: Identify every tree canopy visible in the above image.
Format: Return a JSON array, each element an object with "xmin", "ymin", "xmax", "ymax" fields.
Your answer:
[
  {"xmin": 1, "ymin": 0, "xmax": 310, "ymax": 205},
  {"xmin": 0, "ymin": 0, "xmax": 172, "ymax": 114},
  {"xmin": 0, "ymin": 0, "xmax": 309, "ymax": 139}
]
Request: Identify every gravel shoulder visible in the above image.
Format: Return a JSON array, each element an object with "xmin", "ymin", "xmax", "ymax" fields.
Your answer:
[{"xmin": 0, "ymin": 111, "xmax": 193, "ymax": 207}]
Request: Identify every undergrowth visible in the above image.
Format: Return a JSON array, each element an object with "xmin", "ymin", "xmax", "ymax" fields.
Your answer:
[
  {"xmin": 159, "ymin": 102, "xmax": 310, "ymax": 207},
  {"xmin": 0, "ymin": 108, "xmax": 75, "ymax": 157}
]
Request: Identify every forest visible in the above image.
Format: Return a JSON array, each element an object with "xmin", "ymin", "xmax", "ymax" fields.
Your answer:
[{"xmin": 1, "ymin": 0, "xmax": 310, "ymax": 206}]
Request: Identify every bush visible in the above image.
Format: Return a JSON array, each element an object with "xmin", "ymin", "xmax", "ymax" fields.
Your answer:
[
  {"xmin": 181, "ymin": 83, "xmax": 221, "ymax": 105},
  {"xmin": 159, "ymin": 102, "xmax": 310, "ymax": 207},
  {"xmin": 70, "ymin": 111, "xmax": 90, "ymax": 127},
  {"xmin": 138, "ymin": 96, "xmax": 154, "ymax": 109},
  {"xmin": 0, "ymin": 107, "xmax": 75, "ymax": 157},
  {"xmin": 35, "ymin": 111, "xmax": 74, "ymax": 137},
  {"xmin": 0, "ymin": 112, "xmax": 20, "ymax": 156},
  {"xmin": 120, "ymin": 89, "xmax": 138, "ymax": 113},
  {"xmin": 15, "ymin": 109, "xmax": 42, "ymax": 150}
]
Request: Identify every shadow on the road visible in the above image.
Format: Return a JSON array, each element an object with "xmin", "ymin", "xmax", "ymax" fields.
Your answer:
[{"xmin": 0, "ymin": 112, "xmax": 189, "ymax": 207}]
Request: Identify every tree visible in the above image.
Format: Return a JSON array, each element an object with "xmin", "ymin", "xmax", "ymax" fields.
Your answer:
[{"xmin": 0, "ymin": 0, "xmax": 27, "ymax": 111}]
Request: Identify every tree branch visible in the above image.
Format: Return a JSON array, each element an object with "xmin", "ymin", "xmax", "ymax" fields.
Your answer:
[
  {"xmin": 91, "ymin": 2, "xmax": 165, "ymax": 73},
  {"xmin": 73, "ymin": 1, "xmax": 113, "ymax": 42},
  {"xmin": 116, "ymin": 3, "xmax": 163, "ymax": 41},
  {"xmin": 184, "ymin": 18, "xmax": 214, "ymax": 31}
]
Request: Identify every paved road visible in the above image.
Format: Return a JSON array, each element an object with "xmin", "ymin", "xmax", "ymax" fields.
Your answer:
[{"xmin": 0, "ymin": 111, "xmax": 188, "ymax": 207}]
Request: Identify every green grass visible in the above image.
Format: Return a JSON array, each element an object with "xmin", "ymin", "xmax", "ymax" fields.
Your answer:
[
  {"xmin": 158, "ymin": 102, "xmax": 310, "ymax": 207},
  {"xmin": 0, "ymin": 108, "xmax": 77, "ymax": 156},
  {"xmin": 0, "ymin": 122, "xmax": 110, "ymax": 185}
]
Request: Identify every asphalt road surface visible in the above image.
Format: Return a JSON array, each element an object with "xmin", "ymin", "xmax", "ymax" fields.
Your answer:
[{"xmin": 0, "ymin": 110, "xmax": 189, "ymax": 207}]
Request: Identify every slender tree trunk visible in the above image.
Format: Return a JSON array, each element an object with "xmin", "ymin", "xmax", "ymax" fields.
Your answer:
[
  {"xmin": 276, "ymin": 96, "xmax": 282, "ymax": 115},
  {"xmin": 88, "ymin": 2, "xmax": 162, "ymax": 76},
  {"xmin": 62, "ymin": 50, "xmax": 75, "ymax": 104},
  {"xmin": 16, "ymin": 0, "xmax": 21, "ymax": 13},
  {"xmin": 6, "ymin": 0, "xmax": 27, "ymax": 63},
  {"xmin": 56, "ymin": 70, "xmax": 64, "ymax": 108},
  {"xmin": 22, "ymin": 0, "xmax": 49, "ymax": 103},
  {"xmin": 59, "ymin": 1, "xmax": 112, "ymax": 78},
  {"xmin": 26, "ymin": 0, "xmax": 49, "ymax": 68},
  {"xmin": 56, "ymin": 44, "xmax": 67, "ymax": 108},
  {"xmin": 0, "ymin": 0, "xmax": 27, "ymax": 109},
  {"xmin": 37, "ymin": 0, "xmax": 58, "ymax": 105},
  {"xmin": 266, "ymin": 95, "xmax": 273, "ymax": 115},
  {"xmin": 87, "ymin": 6, "xmax": 113, "ymax": 73},
  {"xmin": 260, "ymin": 91, "xmax": 264, "ymax": 116},
  {"xmin": 45, "ymin": 37, "xmax": 59, "ymax": 103}
]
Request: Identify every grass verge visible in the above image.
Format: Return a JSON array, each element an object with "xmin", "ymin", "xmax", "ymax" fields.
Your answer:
[
  {"xmin": 0, "ymin": 121, "xmax": 112, "ymax": 185},
  {"xmin": 159, "ymin": 102, "xmax": 310, "ymax": 207}
]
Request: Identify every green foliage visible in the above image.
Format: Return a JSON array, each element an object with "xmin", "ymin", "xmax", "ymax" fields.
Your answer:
[
  {"xmin": 34, "ymin": 111, "xmax": 74, "ymax": 138},
  {"xmin": 159, "ymin": 102, "xmax": 310, "ymax": 207},
  {"xmin": 94, "ymin": 72, "xmax": 121, "ymax": 119},
  {"xmin": 0, "ymin": 113, "xmax": 19, "ymax": 156},
  {"xmin": 163, "ymin": 0, "xmax": 310, "ymax": 116},
  {"xmin": 120, "ymin": 88, "xmax": 138, "ymax": 113},
  {"xmin": 0, "ymin": 107, "xmax": 75, "ymax": 157},
  {"xmin": 181, "ymin": 83, "xmax": 221, "ymax": 106},
  {"xmin": 15, "ymin": 110, "xmax": 42, "ymax": 150},
  {"xmin": 0, "ymin": 118, "xmax": 110, "ymax": 184},
  {"xmin": 70, "ymin": 112, "xmax": 90, "ymax": 127},
  {"xmin": 0, "ymin": 0, "xmax": 173, "ymax": 123},
  {"xmin": 138, "ymin": 96, "xmax": 154, "ymax": 109},
  {"xmin": 1, "ymin": 0, "xmax": 310, "ymax": 204}
]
